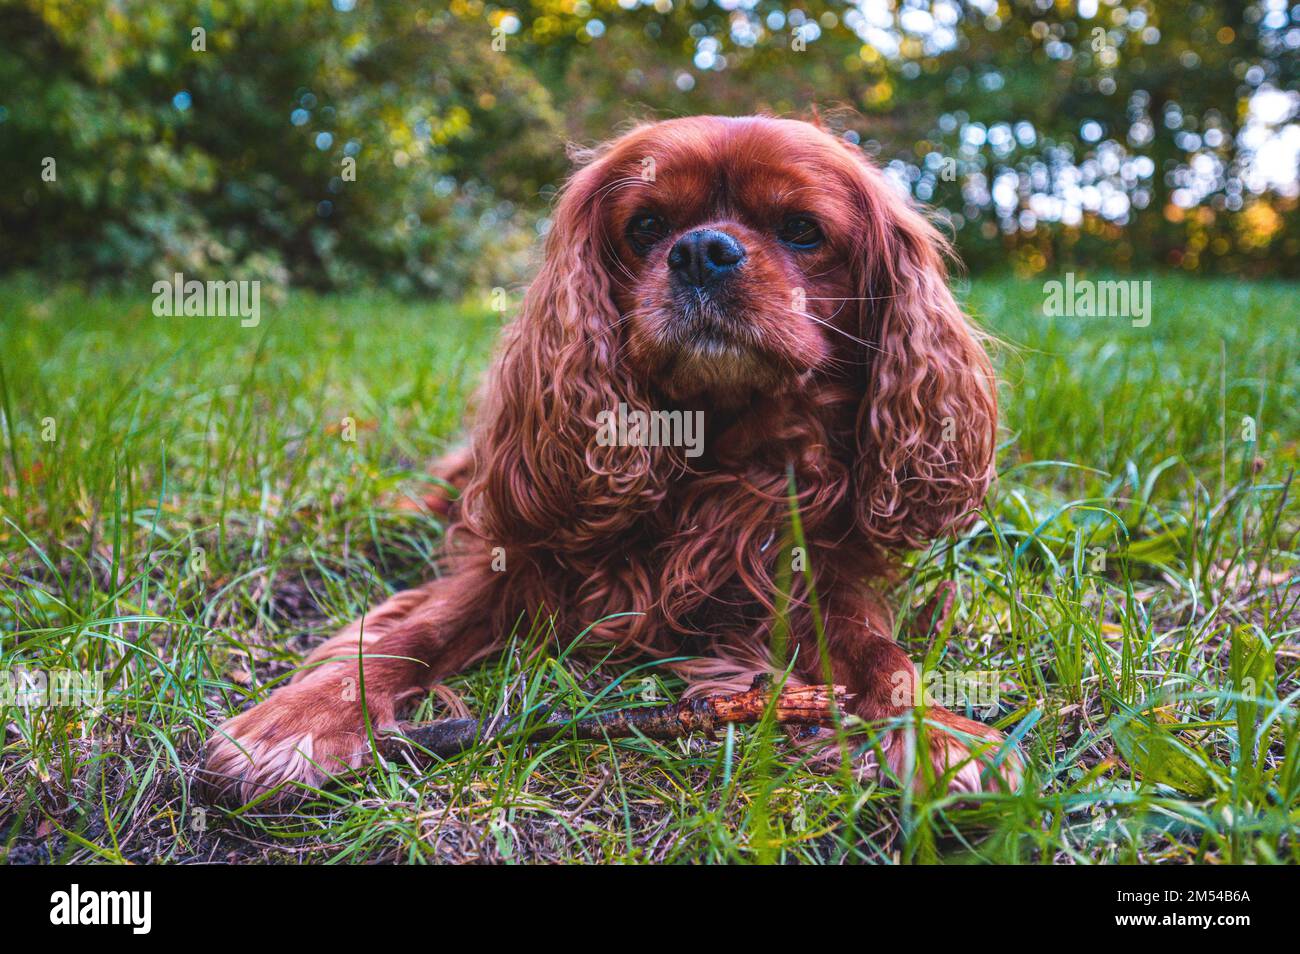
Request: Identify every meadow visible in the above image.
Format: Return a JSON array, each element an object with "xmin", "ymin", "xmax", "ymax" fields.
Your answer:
[{"xmin": 0, "ymin": 274, "xmax": 1296, "ymax": 864}]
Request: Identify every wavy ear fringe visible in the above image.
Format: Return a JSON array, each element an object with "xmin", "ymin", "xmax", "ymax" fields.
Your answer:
[
  {"xmin": 847, "ymin": 161, "xmax": 997, "ymax": 551},
  {"xmin": 460, "ymin": 159, "xmax": 661, "ymax": 552}
]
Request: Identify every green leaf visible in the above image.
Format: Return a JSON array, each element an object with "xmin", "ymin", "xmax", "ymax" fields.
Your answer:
[{"xmin": 1111, "ymin": 716, "xmax": 1217, "ymax": 798}]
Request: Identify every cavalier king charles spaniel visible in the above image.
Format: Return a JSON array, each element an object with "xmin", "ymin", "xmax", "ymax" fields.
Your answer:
[{"xmin": 204, "ymin": 115, "xmax": 1021, "ymax": 802}]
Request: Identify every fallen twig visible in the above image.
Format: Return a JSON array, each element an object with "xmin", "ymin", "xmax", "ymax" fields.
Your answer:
[{"xmin": 382, "ymin": 675, "xmax": 849, "ymax": 764}]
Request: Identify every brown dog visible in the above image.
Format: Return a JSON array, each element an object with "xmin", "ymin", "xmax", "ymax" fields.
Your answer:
[{"xmin": 203, "ymin": 116, "xmax": 1020, "ymax": 802}]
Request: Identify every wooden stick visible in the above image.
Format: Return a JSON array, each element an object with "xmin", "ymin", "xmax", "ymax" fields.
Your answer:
[{"xmin": 381, "ymin": 675, "xmax": 849, "ymax": 764}]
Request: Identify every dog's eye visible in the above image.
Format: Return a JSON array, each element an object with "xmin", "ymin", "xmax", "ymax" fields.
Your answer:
[
  {"xmin": 778, "ymin": 216, "xmax": 823, "ymax": 249},
  {"xmin": 627, "ymin": 213, "xmax": 668, "ymax": 253}
]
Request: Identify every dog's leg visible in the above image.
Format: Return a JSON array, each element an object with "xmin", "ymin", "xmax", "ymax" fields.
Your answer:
[
  {"xmin": 793, "ymin": 599, "xmax": 1022, "ymax": 795},
  {"xmin": 286, "ymin": 587, "xmax": 433, "ymax": 684},
  {"xmin": 202, "ymin": 570, "xmax": 501, "ymax": 803}
]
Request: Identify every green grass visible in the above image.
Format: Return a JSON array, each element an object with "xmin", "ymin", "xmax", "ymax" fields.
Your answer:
[{"xmin": 0, "ymin": 274, "xmax": 1296, "ymax": 864}]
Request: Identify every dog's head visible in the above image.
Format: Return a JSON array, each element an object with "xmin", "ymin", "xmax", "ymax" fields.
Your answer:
[
  {"xmin": 600, "ymin": 117, "xmax": 854, "ymax": 406},
  {"xmin": 466, "ymin": 116, "xmax": 996, "ymax": 551}
]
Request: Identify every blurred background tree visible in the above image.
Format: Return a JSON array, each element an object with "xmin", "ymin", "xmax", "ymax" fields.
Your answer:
[
  {"xmin": 0, "ymin": 0, "xmax": 562, "ymax": 293},
  {"xmin": 2, "ymin": 0, "xmax": 1297, "ymax": 293}
]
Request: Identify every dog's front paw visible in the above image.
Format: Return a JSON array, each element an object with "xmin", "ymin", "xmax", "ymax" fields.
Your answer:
[
  {"xmin": 902, "ymin": 709, "xmax": 1023, "ymax": 795},
  {"xmin": 201, "ymin": 671, "xmax": 395, "ymax": 804},
  {"xmin": 788, "ymin": 709, "xmax": 1022, "ymax": 796}
]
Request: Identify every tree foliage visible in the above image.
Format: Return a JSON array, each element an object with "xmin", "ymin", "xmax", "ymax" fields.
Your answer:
[{"xmin": 1, "ymin": 1, "xmax": 1297, "ymax": 289}]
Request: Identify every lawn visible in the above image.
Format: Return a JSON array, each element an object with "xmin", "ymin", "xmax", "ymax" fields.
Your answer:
[{"xmin": 0, "ymin": 274, "xmax": 1296, "ymax": 864}]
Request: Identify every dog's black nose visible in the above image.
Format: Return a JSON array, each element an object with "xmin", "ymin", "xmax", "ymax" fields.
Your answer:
[{"xmin": 668, "ymin": 229, "xmax": 746, "ymax": 288}]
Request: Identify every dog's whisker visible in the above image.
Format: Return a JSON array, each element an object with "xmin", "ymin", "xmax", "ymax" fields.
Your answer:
[{"xmin": 796, "ymin": 310, "xmax": 892, "ymax": 356}]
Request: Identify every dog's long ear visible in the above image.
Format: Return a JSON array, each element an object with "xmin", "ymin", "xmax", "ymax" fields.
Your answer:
[
  {"xmin": 844, "ymin": 154, "xmax": 997, "ymax": 551},
  {"xmin": 461, "ymin": 150, "xmax": 658, "ymax": 550}
]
